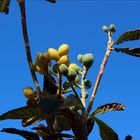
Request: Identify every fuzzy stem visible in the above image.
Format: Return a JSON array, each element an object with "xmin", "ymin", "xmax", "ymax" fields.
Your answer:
[
  {"xmin": 87, "ymin": 32, "xmax": 114, "ymax": 113},
  {"xmin": 17, "ymin": 0, "xmax": 41, "ymax": 98},
  {"xmin": 81, "ymin": 66, "xmax": 88, "ymax": 108}
]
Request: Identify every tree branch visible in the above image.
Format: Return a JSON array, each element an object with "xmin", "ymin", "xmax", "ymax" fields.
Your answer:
[
  {"xmin": 17, "ymin": 0, "xmax": 41, "ymax": 98},
  {"xmin": 87, "ymin": 32, "xmax": 114, "ymax": 113}
]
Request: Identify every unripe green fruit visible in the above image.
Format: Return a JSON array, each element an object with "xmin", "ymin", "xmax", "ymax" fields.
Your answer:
[
  {"xmin": 59, "ymin": 64, "xmax": 68, "ymax": 76},
  {"xmin": 82, "ymin": 54, "xmax": 94, "ymax": 69},
  {"xmin": 109, "ymin": 24, "xmax": 116, "ymax": 33},
  {"xmin": 85, "ymin": 79, "xmax": 92, "ymax": 89},
  {"xmin": 63, "ymin": 81, "xmax": 70, "ymax": 90},
  {"xmin": 58, "ymin": 44, "xmax": 69, "ymax": 57},
  {"xmin": 77, "ymin": 54, "xmax": 83, "ymax": 63},
  {"xmin": 58, "ymin": 55, "xmax": 70, "ymax": 66},
  {"xmin": 67, "ymin": 68, "xmax": 77, "ymax": 81},
  {"xmin": 23, "ymin": 87, "xmax": 35, "ymax": 99},
  {"xmin": 48, "ymin": 48, "xmax": 60, "ymax": 60},
  {"xmin": 102, "ymin": 26, "xmax": 108, "ymax": 32},
  {"xmin": 69, "ymin": 63, "xmax": 81, "ymax": 73},
  {"xmin": 74, "ymin": 75, "xmax": 79, "ymax": 84}
]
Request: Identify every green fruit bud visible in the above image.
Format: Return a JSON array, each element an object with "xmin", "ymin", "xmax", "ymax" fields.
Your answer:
[
  {"xmin": 59, "ymin": 64, "xmax": 68, "ymax": 76},
  {"xmin": 77, "ymin": 54, "xmax": 83, "ymax": 63},
  {"xmin": 67, "ymin": 69, "xmax": 77, "ymax": 81},
  {"xmin": 63, "ymin": 81, "xmax": 70, "ymax": 90},
  {"xmin": 109, "ymin": 24, "xmax": 116, "ymax": 33},
  {"xmin": 82, "ymin": 54, "xmax": 94, "ymax": 69},
  {"xmin": 85, "ymin": 79, "xmax": 92, "ymax": 89},
  {"xmin": 69, "ymin": 63, "xmax": 81, "ymax": 73},
  {"xmin": 102, "ymin": 26, "xmax": 108, "ymax": 32},
  {"xmin": 52, "ymin": 63, "xmax": 59, "ymax": 74}
]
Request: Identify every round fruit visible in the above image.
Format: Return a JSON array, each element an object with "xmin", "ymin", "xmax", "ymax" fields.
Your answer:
[
  {"xmin": 102, "ymin": 26, "xmax": 108, "ymax": 32},
  {"xmin": 69, "ymin": 63, "xmax": 81, "ymax": 73},
  {"xmin": 109, "ymin": 24, "xmax": 116, "ymax": 33},
  {"xmin": 85, "ymin": 79, "xmax": 92, "ymax": 89},
  {"xmin": 67, "ymin": 68, "xmax": 77, "ymax": 81},
  {"xmin": 23, "ymin": 87, "xmax": 35, "ymax": 99},
  {"xmin": 58, "ymin": 55, "xmax": 70, "ymax": 66},
  {"xmin": 77, "ymin": 54, "xmax": 83, "ymax": 63},
  {"xmin": 58, "ymin": 44, "xmax": 69, "ymax": 57},
  {"xmin": 82, "ymin": 54, "xmax": 94, "ymax": 69},
  {"xmin": 59, "ymin": 64, "xmax": 68, "ymax": 76},
  {"xmin": 48, "ymin": 48, "xmax": 60, "ymax": 60}
]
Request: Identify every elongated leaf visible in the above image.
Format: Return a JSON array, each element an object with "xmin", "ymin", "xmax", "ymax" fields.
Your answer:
[
  {"xmin": 94, "ymin": 117, "xmax": 119, "ymax": 140},
  {"xmin": 1, "ymin": 128, "xmax": 40, "ymax": 140},
  {"xmin": 91, "ymin": 103, "xmax": 125, "ymax": 117},
  {"xmin": 87, "ymin": 118, "xmax": 94, "ymax": 136},
  {"xmin": 22, "ymin": 117, "xmax": 42, "ymax": 127},
  {"xmin": 114, "ymin": 47, "xmax": 140, "ymax": 57},
  {"xmin": 115, "ymin": 29, "xmax": 140, "ymax": 45},
  {"xmin": 0, "ymin": 106, "xmax": 45, "ymax": 121},
  {"xmin": 0, "ymin": 0, "xmax": 10, "ymax": 14}
]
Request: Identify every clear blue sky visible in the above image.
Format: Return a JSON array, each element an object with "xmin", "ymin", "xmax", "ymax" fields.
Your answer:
[{"xmin": 0, "ymin": 0, "xmax": 140, "ymax": 140}]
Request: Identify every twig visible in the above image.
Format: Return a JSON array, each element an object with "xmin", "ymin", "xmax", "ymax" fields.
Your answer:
[
  {"xmin": 87, "ymin": 32, "xmax": 114, "ymax": 113},
  {"xmin": 17, "ymin": 0, "xmax": 41, "ymax": 98},
  {"xmin": 57, "ymin": 70, "xmax": 62, "ymax": 96}
]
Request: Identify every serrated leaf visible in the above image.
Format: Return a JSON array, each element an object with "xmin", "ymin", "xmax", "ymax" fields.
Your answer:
[
  {"xmin": 114, "ymin": 47, "xmax": 140, "ymax": 57},
  {"xmin": 1, "ymin": 128, "xmax": 40, "ymax": 140},
  {"xmin": 38, "ymin": 95, "xmax": 64, "ymax": 115},
  {"xmin": 91, "ymin": 103, "xmax": 125, "ymax": 117},
  {"xmin": 115, "ymin": 29, "xmax": 140, "ymax": 45},
  {"xmin": 0, "ymin": 0, "xmax": 10, "ymax": 14},
  {"xmin": 94, "ymin": 117, "xmax": 119, "ymax": 140},
  {"xmin": 60, "ymin": 94, "xmax": 84, "ymax": 110},
  {"xmin": 0, "ymin": 106, "xmax": 45, "ymax": 121}
]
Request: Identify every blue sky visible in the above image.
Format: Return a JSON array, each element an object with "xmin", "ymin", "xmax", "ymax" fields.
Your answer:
[{"xmin": 0, "ymin": 0, "xmax": 140, "ymax": 140}]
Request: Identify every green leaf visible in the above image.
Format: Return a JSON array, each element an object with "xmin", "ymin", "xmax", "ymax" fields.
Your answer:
[
  {"xmin": 60, "ymin": 94, "xmax": 84, "ymax": 111},
  {"xmin": 115, "ymin": 29, "xmax": 140, "ymax": 45},
  {"xmin": 91, "ymin": 103, "xmax": 125, "ymax": 117},
  {"xmin": 94, "ymin": 117, "xmax": 119, "ymax": 140},
  {"xmin": 0, "ymin": 106, "xmax": 45, "ymax": 121},
  {"xmin": 114, "ymin": 47, "xmax": 140, "ymax": 57},
  {"xmin": 1, "ymin": 128, "xmax": 40, "ymax": 140},
  {"xmin": 0, "ymin": 0, "xmax": 10, "ymax": 14},
  {"xmin": 38, "ymin": 95, "xmax": 64, "ymax": 115}
]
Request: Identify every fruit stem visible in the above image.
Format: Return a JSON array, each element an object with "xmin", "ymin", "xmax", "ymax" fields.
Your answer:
[
  {"xmin": 57, "ymin": 70, "xmax": 62, "ymax": 96},
  {"xmin": 17, "ymin": 0, "xmax": 41, "ymax": 98},
  {"xmin": 81, "ymin": 66, "xmax": 88, "ymax": 108},
  {"xmin": 87, "ymin": 31, "xmax": 114, "ymax": 113}
]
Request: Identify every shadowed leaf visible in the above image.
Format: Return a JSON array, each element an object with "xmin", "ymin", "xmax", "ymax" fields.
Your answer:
[
  {"xmin": 87, "ymin": 118, "xmax": 94, "ymax": 136},
  {"xmin": 46, "ymin": 0, "xmax": 56, "ymax": 3},
  {"xmin": 61, "ymin": 94, "xmax": 84, "ymax": 111},
  {"xmin": 115, "ymin": 29, "xmax": 140, "ymax": 45},
  {"xmin": 94, "ymin": 117, "xmax": 119, "ymax": 140},
  {"xmin": 38, "ymin": 95, "xmax": 64, "ymax": 115},
  {"xmin": 91, "ymin": 103, "xmax": 125, "ymax": 117},
  {"xmin": 114, "ymin": 47, "xmax": 140, "ymax": 57},
  {"xmin": 1, "ymin": 128, "xmax": 40, "ymax": 140},
  {"xmin": 0, "ymin": 106, "xmax": 45, "ymax": 121},
  {"xmin": 0, "ymin": 0, "xmax": 10, "ymax": 14}
]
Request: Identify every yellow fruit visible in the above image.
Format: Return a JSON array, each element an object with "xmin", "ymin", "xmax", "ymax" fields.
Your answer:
[
  {"xmin": 69, "ymin": 63, "xmax": 77, "ymax": 69},
  {"xmin": 58, "ymin": 55, "xmax": 70, "ymax": 66},
  {"xmin": 23, "ymin": 87, "xmax": 35, "ymax": 99},
  {"xmin": 35, "ymin": 65, "xmax": 46, "ymax": 74},
  {"xmin": 58, "ymin": 44, "xmax": 69, "ymax": 57},
  {"xmin": 48, "ymin": 48, "xmax": 60, "ymax": 60}
]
